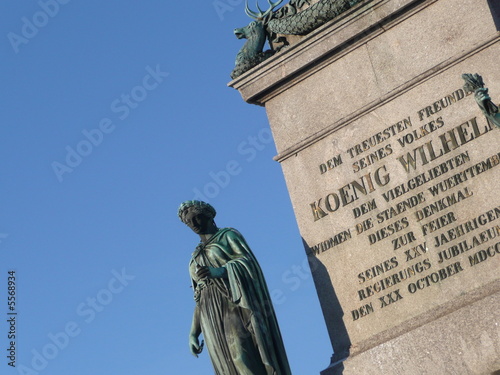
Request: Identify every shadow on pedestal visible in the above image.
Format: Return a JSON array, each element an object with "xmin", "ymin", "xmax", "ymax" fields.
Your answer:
[
  {"xmin": 302, "ymin": 238, "xmax": 351, "ymax": 375},
  {"xmin": 488, "ymin": 0, "xmax": 500, "ymax": 30}
]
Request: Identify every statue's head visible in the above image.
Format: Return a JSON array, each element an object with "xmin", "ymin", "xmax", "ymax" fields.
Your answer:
[
  {"xmin": 178, "ymin": 200, "xmax": 217, "ymax": 235},
  {"xmin": 234, "ymin": 21, "xmax": 261, "ymax": 40},
  {"xmin": 234, "ymin": 0, "xmax": 283, "ymax": 40}
]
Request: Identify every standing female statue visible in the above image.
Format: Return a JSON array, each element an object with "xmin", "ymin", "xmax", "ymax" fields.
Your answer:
[{"xmin": 178, "ymin": 200, "xmax": 292, "ymax": 375}]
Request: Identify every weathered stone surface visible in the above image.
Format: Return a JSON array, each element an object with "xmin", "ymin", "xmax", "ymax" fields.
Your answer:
[{"xmin": 324, "ymin": 289, "xmax": 500, "ymax": 375}]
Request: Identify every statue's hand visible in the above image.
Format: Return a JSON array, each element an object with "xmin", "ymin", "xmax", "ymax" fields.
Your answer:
[
  {"xmin": 189, "ymin": 334, "xmax": 204, "ymax": 357},
  {"xmin": 474, "ymin": 88, "xmax": 499, "ymax": 121},
  {"xmin": 196, "ymin": 266, "xmax": 227, "ymax": 280},
  {"xmin": 475, "ymin": 88, "xmax": 491, "ymax": 107}
]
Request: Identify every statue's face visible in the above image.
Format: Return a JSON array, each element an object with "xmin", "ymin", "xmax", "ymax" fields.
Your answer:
[{"xmin": 184, "ymin": 207, "xmax": 213, "ymax": 235}]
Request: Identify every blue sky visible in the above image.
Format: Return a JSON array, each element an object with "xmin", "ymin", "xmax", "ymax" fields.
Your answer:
[{"xmin": 1, "ymin": 1, "xmax": 332, "ymax": 374}]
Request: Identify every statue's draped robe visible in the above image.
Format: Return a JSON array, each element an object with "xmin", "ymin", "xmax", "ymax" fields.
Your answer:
[{"xmin": 189, "ymin": 228, "xmax": 291, "ymax": 375}]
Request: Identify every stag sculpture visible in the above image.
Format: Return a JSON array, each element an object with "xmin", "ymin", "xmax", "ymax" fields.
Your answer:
[
  {"xmin": 230, "ymin": 0, "xmax": 360, "ymax": 79},
  {"xmin": 231, "ymin": 0, "xmax": 283, "ymax": 79}
]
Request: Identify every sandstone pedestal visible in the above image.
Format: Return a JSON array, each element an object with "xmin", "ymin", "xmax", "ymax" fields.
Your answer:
[{"xmin": 230, "ymin": 0, "xmax": 500, "ymax": 373}]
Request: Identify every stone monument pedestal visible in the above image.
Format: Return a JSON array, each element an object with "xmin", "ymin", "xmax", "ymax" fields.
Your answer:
[{"xmin": 230, "ymin": 0, "xmax": 500, "ymax": 373}]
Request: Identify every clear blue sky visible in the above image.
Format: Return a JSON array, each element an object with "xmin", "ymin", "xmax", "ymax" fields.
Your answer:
[{"xmin": 1, "ymin": 1, "xmax": 332, "ymax": 374}]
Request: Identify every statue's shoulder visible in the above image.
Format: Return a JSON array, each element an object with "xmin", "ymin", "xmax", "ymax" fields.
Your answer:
[{"xmin": 220, "ymin": 227, "xmax": 243, "ymax": 239}]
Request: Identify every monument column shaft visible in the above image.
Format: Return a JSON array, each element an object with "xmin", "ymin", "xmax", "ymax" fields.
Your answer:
[{"xmin": 230, "ymin": 0, "xmax": 500, "ymax": 373}]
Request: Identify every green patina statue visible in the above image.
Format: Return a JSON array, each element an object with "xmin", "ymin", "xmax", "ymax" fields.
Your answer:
[
  {"xmin": 178, "ymin": 200, "xmax": 292, "ymax": 375},
  {"xmin": 463, "ymin": 73, "xmax": 500, "ymax": 128},
  {"xmin": 231, "ymin": 0, "xmax": 361, "ymax": 79},
  {"xmin": 231, "ymin": 0, "xmax": 283, "ymax": 80}
]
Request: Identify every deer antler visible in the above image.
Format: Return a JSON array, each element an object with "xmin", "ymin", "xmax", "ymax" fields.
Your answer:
[{"xmin": 245, "ymin": 0, "xmax": 283, "ymax": 21}]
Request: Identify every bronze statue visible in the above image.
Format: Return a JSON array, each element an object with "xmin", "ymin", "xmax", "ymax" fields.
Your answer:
[
  {"xmin": 231, "ymin": 0, "xmax": 357, "ymax": 79},
  {"xmin": 231, "ymin": 0, "xmax": 283, "ymax": 80},
  {"xmin": 178, "ymin": 200, "xmax": 292, "ymax": 375},
  {"xmin": 463, "ymin": 73, "xmax": 500, "ymax": 128}
]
